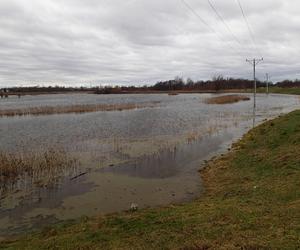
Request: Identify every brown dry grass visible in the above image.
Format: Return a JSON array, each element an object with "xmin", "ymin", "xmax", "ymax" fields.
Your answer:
[
  {"xmin": 0, "ymin": 149, "xmax": 78, "ymax": 190},
  {"xmin": 205, "ymin": 95, "xmax": 250, "ymax": 104},
  {"xmin": 0, "ymin": 102, "xmax": 160, "ymax": 117}
]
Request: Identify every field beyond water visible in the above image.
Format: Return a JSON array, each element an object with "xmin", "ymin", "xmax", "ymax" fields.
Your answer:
[
  {"xmin": 260, "ymin": 86, "xmax": 300, "ymax": 95},
  {"xmin": 1, "ymin": 110, "xmax": 299, "ymax": 249},
  {"xmin": 239, "ymin": 86, "xmax": 300, "ymax": 96}
]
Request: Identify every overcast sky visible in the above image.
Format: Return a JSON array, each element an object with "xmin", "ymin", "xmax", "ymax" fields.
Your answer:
[{"xmin": 0, "ymin": 0, "xmax": 299, "ymax": 87}]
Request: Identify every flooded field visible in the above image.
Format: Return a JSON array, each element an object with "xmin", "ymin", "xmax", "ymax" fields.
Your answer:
[{"xmin": 0, "ymin": 93, "xmax": 299, "ymax": 237}]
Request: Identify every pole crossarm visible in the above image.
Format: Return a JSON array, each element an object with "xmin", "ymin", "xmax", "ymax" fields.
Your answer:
[{"xmin": 246, "ymin": 58, "xmax": 263, "ymax": 66}]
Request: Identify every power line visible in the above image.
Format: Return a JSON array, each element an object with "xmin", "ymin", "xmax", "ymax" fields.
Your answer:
[
  {"xmin": 181, "ymin": 0, "xmax": 244, "ymax": 57},
  {"xmin": 236, "ymin": 0, "xmax": 262, "ymax": 57},
  {"xmin": 181, "ymin": 0, "xmax": 214, "ymax": 33},
  {"xmin": 207, "ymin": 0, "xmax": 242, "ymax": 46}
]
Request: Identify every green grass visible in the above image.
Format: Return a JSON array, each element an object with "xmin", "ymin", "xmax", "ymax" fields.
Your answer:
[
  {"xmin": 253, "ymin": 86, "xmax": 300, "ymax": 95},
  {"xmin": 1, "ymin": 111, "xmax": 300, "ymax": 249}
]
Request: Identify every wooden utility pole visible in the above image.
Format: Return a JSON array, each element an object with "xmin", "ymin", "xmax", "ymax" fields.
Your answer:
[
  {"xmin": 246, "ymin": 58, "xmax": 263, "ymax": 110},
  {"xmin": 266, "ymin": 73, "xmax": 269, "ymax": 94}
]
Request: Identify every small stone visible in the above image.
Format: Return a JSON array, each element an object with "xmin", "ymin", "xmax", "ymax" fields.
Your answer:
[{"xmin": 130, "ymin": 203, "xmax": 138, "ymax": 211}]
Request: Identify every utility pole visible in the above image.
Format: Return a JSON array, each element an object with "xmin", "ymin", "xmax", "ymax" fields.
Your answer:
[
  {"xmin": 266, "ymin": 73, "xmax": 269, "ymax": 94},
  {"xmin": 246, "ymin": 58, "xmax": 263, "ymax": 110}
]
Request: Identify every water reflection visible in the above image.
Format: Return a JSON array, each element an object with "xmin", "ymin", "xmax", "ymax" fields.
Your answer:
[
  {"xmin": 253, "ymin": 106, "xmax": 256, "ymax": 128},
  {"xmin": 98, "ymin": 134, "xmax": 227, "ymax": 179}
]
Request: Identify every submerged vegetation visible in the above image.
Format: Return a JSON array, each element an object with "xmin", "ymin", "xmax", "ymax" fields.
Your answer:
[
  {"xmin": 0, "ymin": 102, "xmax": 160, "ymax": 117},
  {"xmin": 205, "ymin": 94, "xmax": 250, "ymax": 104},
  {"xmin": 1, "ymin": 110, "xmax": 299, "ymax": 249},
  {"xmin": 0, "ymin": 149, "xmax": 78, "ymax": 192}
]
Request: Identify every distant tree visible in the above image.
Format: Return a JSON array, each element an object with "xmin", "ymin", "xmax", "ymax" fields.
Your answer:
[
  {"xmin": 276, "ymin": 79, "xmax": 300, "ymax": 88},
  {"xmin": 212, "ymin": 75, "xmax": 225, "ymax": 91},
  {"xmin": 186, "ymin": 78, "xmax": 194, "ymax": 89}
]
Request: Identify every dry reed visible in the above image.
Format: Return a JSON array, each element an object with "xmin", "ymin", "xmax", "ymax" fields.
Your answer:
[
  {"xmin": 0, "ymin": 102, "xmax": 160, "ymax": 117},
  {"xmin": 0, "ymin": 149, "xmax": 78, "ymax": 190},
  {"xmin": 205, "ymin": 95, "xmax": 250, "ymax": 104}
]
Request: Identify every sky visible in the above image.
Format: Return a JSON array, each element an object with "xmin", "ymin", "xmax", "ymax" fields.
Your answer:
[{"xmin": 0, "ymin": 0, "xmax": 299, "ymax": 87}]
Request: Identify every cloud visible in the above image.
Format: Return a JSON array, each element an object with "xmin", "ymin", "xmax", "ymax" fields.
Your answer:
[{"xmin": 0, "ymin": 0, "xmax": 299, "ymax": 87}]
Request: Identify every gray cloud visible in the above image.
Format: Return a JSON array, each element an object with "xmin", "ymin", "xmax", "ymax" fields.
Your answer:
[{"xmin": 0, "ymin": 0, "xmax": 299, "ymax": 87}]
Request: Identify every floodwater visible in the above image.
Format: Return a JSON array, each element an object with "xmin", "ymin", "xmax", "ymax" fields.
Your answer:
[{"xmin": 0, "ymin": 93, "xmax": 299, "ymax": 237}]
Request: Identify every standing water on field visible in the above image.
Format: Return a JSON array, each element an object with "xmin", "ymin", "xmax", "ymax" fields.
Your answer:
[{"xmin": 0, "ymin": 93, "xmax": 299, "ymax": 237}]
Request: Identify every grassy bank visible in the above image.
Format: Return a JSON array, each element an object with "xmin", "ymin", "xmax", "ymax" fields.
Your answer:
[
  {"xmin": 253, "ymin": 86, "xmax": 300, "ymax": 95},
  {"xmin": 244, "ymin": 86, "xmax": 300, "ymax": 95},
  {"xmin": 263, "ymin": 86, "xmax": 300, "ymax": 95},
  {"xmin": 1, "ymin": 110, "xmax": 300, "ymax": 249}
]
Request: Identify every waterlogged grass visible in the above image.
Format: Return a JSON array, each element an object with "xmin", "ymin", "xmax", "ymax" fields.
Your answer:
[
  {"xmin": 0, "ymin": 149, "xmax": 78, "ymax": 191},
  {"xmin": 1, "ymin": 110, "xmax": 300, "ymax": 249},
  {"xmin": 205, "ymin": 94, "xmax": 250, "ymax": 104},
  {"xmin": 0, "ymin": 102, "xmax": 160, "ymax": 117}
]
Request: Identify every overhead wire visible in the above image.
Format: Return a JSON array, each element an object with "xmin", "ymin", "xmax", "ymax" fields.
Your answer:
[
  {"xmin": 181, "ymin": 0, "xmax": 245, "ymax": 59},
  {"xmin": 207, "ymin": 0, "xmax": 242, "ymax": 46},
  {"xmin": 181, "ymin": 0, "xmax": 214, "ymax": 33},
  {"xmin": 236, "ymin": 0, "xmax": 263, "ymax": 58},
  {"xmin": 207, "ymin": 0, "xmax": 253, "ymax": 57}
]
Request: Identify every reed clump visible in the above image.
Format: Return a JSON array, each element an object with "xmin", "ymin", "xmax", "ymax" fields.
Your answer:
[
  {"xmin": 0, "ymin": 149, "xmax": 78, "ymax": 190},
  {"xmin": 0, "ymin": 102, "xmax": 160, "ymax": 117},
  {"xmin": 205, "ymin": 95, "xmax": 250, "ymax": 104},
  {"xmin": 168, "ymin": 92, "xmax": 179, "ymax": 96}
]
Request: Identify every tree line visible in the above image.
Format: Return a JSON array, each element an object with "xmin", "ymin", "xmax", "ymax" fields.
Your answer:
[
  {"xmin": 2, "ymin": 76, "xmax": 300, "ymax": 94},
  {"xmin": 276, "ymin": 79, "xmax": 300, "ymax": 88},
  {"xmin": 95, "ymin": 76, "xmax": 266, "ymax": 93}
]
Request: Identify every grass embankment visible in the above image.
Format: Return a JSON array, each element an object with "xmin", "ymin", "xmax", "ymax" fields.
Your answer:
[
  {"xmin": 1, "ymin": 111, "xmax": 300, "ymax": 249},
  {"xmin": 263, "ymin": 87, "xmax": 300, "ymax": 95},
  {"xmin": 244, "ymin": 87, "xmax": 300, "ymax": 95},
  {"xmin": 0, "ymin": 102, "xmax": 159, "ymax": 117},
  {"xmin": 205, "ymin": 95, "xmax": 250, "ymax": 104}
]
